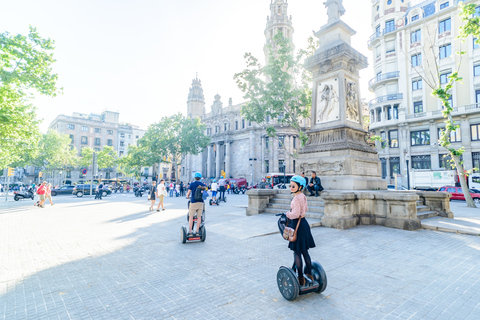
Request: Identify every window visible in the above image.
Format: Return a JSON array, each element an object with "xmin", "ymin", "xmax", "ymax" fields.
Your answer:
[
  {"xmin": 265, "ymin": 137, "xmax": 269, "ymax": 149},
  {"xmin": 474, "ymin": 38, "xmax": 479, "ymax": 49},
  {"xmin": 136, "ymin": 135, "xmax": 139, "ymax": 139},
  {"xmin": 375, "ymin": 25, "xmax": 381, "ymax": 37},
  {"xmin": 411, "ymin": 54, "xmax": 422, "ymax": 67},
  {"xmin": 120, "ymin": 133, "xmax": 125, "ymax": 138},
  {"xmin": 376, "ymin": 72, "xmax": 382, "ymax": 81},
  {"xmin": 67, "ymin": 124, "xmax": 75, "ymax": 130},
  {"xmin": 474, "ymin": 65, "xmax": 480, "ymax": 77},
  {"xmin": 412, "ymin": 155, "xmax": 431, "ymax": 169},
  {"xmin": 215, "ymin": 126, "xmax": 218, "ymax": 134},
  {"xmin": 235, "ymin": 121, "xmax": 238, "ymax": 130},
  {"xmin": 476, "ymin": 89, "xmax": 480, "ymax": 103},
  {"xmin": 94, "ymin": 138, "xmax": 101, "ymax": 146},
  {"xmin": 265, "ymin": 160, "xmax": 270, "ymax": 173},
  {"xmin": 120, "ymin": 141, "xmax": 125, "ymax": 147},
  {"xmin": 385, "ymin": 20, "xmax": 395, "ymax": 33},
  {"xmin": 94, "ymin": 147, "xmax": 100, "ymax": 152},
  {"xmin": 293, "ymin": 160, "xmax": 296, "ymax": 173},
  {"xmin": 377, "ymin": 108, "xmax": 382, "ymax": 122},
  {"xmin": 471, "ymin": 124, "xmax": 480, "ymax": 141},
  {"xmin": 66, "ymin": 171, "xmax": 71, "ymax": 178},
  {"xmin": 439, "ymin": 44, "xmax": 451, "ymax": 59},
  {"xmin": 386, "ymin": 106, "xmax": 392, "ymax": 120},
  {"xmin": 393, "ymin": 105, "xmax": 399, "ymax": 119},
  {"xmin": 412, "ymin": 14, "xmax": 419, "ymax": 22},
  {"xmin": 438, "ymin": 127, "xmax": 461, "ymax": 143},
  {"xmin": 385, "ymin": 40, "xmax": 395, "ymax": 53},
  {"xmin": 81, "ymin": 126, "xmax": 89, "ymax": 132},
  {"xmin": 381, "ymin": 158, "xmax": 387, "ymax": 179},
  {"xmin": 224, "ymin": 123, "xmax": 227, "ymax": 131},
  {"xmin": 95, "ymin": 128, "xmax": 101, "ymax": 133},
  {"xmin": 69, "ymin": 134, "xmax": 74, "ymax": 143},
  {"xmin": 266, "ymin": 115, "xmax": 270, "ymax": 123},
  {"xmin": 473, "ymin": 152, "xmax": 480, "ymax": 172},
  {"xmin": 107, "ymin": 139, "xmax": 113, "ymax": 146},
  {"xmin": 128, "ymin": 135, "xmax": 131, "ymax": 139},
  {"xmin": 476, "ymin": 6, "xmax": 480, "ymax": 17},
  {"xmin": 279, "ymin": 160, "xmax": 285, "ymax": 173},
  {"xmin": 439, "ymin": 154, "xmax": 462, "ymax": 170},
  {"xmin": 389, "ymin": 130, "xmax": 399, "ymax": 148},
  {"xmin": 81, "ymin": 136, "xmax": 88, "ymax": 144},
  {"xmin": 440, "ymin": 2, "xmax": 449, "ymax": 10},
  {"xmin": 293, "ymin": 136, "xmax": 297, "ymax": 149},
  {"xmin": 441, "ymin": 94, "xmax": 453, "ymax": 109},
  {"xmin": 371, "ymin": 110, "xmax": 375, "ymax": 123},
  {"xmin": 414, "ymin": 101, "xmax": 423, "ymax": 113},
  {"xmin": 390, "ymin": 157, "xmax": 400, "ymax": 178},
  {"xmin": 107, "ymin": 130, "xmax": 113, "ymax": 135},
  {"xmin": 439, "ymin": 18, "xmax": 451, "ymax": 33},
  {"xmin": 279, "ymin": 136, "xmax": 285, "ymax": 148},
  {"xmin": 411, "ymin": 130, "xmax": 430, "ymax": 146},
  {"xmin": 249, "ymin": 121, "xmax": 252, "ymax": 126},
  {"xmin": 119, "ymin": 151, "xmax": 124, "ymax": 157},
  {"xmin": 411, "ymin": 29, "xmax": 421, "ymax": 43},
  {"xmin": 412, "ymin": 79, "xmax": 423, "ymax": 91},
  {"xmin": 381, "ymin": 131, "xmax": 387, "ymax": 148},
  {"xmin": 440, "ymin": 72, "xmax": 451, "ymax": 84},
  {"xmin": 242, "ymin": 119, "xmax": 245, "ymax": 129}
]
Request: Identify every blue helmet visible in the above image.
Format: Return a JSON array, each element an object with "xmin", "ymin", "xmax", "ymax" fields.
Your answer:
[
  {"xmin": 290, "ymin": 175, "xmax": 306, "ymax": 188},
  {"xmin": 213, "ymin": 179, "xmax": 216, "ymax": 183},
  {"xmin": 194, "ymin": 172, "xmax": 202, "ymax": 178}
]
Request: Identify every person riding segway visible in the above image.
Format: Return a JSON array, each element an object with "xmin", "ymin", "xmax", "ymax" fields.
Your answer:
[
  {"xmin": 209, "ymin": 179, "xmax": 219, "ymax": 206},
  {"xmin": 184, "ymin": 172, "xmax": 207, "ymax": 238},
  {"xmin": 276, "ymin": 175, "xmax": 327, "ymax": 301}
]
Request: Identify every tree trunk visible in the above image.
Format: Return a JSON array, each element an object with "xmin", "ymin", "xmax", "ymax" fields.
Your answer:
[{"xmin": 453, "ymin": 155, "xmax": 476, "ymax": 208}]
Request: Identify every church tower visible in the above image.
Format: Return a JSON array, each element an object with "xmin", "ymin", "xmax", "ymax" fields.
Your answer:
[
  {"xmin": 187, "ymin": 75, "xmax": 205, "ymax": 119},
  {"xmin": 264, "ymin": 0, "xmax": 294, "ymax": 62}
]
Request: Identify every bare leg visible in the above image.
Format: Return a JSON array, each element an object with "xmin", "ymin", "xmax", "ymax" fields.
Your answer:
[
  {"xmin": 188, "ymin": 215, "xmax": 194, "ymax": 234},
  {"xmin": 150, "ymin": 200, "xmax": 155, "ymax": 210}
]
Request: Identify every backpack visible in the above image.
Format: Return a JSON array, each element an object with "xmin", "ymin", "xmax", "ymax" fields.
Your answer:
[{"xmin": 194, "ymin": 185, "xmax": 203, "ymax": 202}]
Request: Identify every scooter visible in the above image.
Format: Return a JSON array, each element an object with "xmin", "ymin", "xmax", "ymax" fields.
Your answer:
[
  {"xmin": 181, "ymin": 201, "xmax": 206, "ymax": 243},
  {"xmin": 14, "ymin": 189, "xmax": 35, "ymax": 201},
  {"xmin": 275, "ymin": 213, "xmax": 327, "ymax": 301}
]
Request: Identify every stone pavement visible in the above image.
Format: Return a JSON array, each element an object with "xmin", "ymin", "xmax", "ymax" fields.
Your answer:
[
  {"xmin": 1, "ymin": 193, "xmax": 480, "ymax": 319},
  {"xmin": 421, "ymin": 201, "xmax": 480, "ymax": 236}
]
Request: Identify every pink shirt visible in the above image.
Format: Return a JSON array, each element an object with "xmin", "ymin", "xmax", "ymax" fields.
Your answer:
[{"xmin": 286, "ymin": 193, "xmax": 308, "ymax": 219}]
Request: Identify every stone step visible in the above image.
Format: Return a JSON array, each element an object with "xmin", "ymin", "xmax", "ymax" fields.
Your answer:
[
  {"xmin": 416, "ymin": 200, "xmax": 424, "ymax": 206},
  {"xmin": 271, "ymin": 197, "xmax": 324, "ymax": 206},
  {"xmin": 270, "ymin": 199, "xmax": 291, "ymax": 205},
  {"xmin": 417, "ymin": 211, "xmax": 439, "ymax": 220},
  {"xmin": 267, "ymin": 203, "xmax": 324, "ymax": 214},
  {"xmin": 417, "ymin": 205, "xmax": 431, "ymax": 213},
  {"xmin": 263, "ymin": 207, "xmax": 324, "ymax": 220}
]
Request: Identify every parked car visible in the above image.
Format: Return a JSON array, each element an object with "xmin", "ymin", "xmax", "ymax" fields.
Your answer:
[
  {"xmin": 387, "ymin": 184, "xmax": 408, "ymax": 191},
  {"xmin": 437, "ymin": 186, "xmax": 480, "ymax": 205},
  {"xmin": 51, "ymin": 185, "xmax": 75, "ymax": 196},
  {"xmin": 72, "ymin": 185, "xmax": 111, "ymax": 197}
]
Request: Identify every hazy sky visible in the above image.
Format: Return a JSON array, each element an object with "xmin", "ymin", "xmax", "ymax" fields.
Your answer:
[{"xmin": 2, "ymin": 0, "xmax": 374, "ymax": 133}]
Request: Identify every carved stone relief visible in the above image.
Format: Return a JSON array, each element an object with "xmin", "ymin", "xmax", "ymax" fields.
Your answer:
[
  {"xmin": 299, "ymin": 159, "xmax": 345, "ymax": 176},
  {"xmin": 316, "ymin": 79, "xmax": 339, "ymax": 124},
  {"xmin": 345, "ymin": 81, "xmax": 360, "ymax": 123}
]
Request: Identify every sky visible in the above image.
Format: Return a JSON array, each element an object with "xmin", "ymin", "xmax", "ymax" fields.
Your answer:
[{"xmin": 2, "ymin": 0, "xmax": 374, "ymax": 133}]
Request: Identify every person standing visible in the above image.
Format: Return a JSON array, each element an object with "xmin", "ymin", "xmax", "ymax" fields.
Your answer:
[
  {"xmin": 169, "ymin": 182, "xmax": 174, "ymax": 197},
  {"xmin": 218, "ymin": 177, "xmax": 226, "ymax": 201},
  {"xmin": 156, "ymin": 179, "xmax": 166, "ymax": 211},
  {"xmin": 186, "ymin": 172, "xmax": 206, "ymax": 236},
  {"xmin": 46, "ymin": 183, "xmax": 54, "ymax": 206},
  {"xmin": 149, "ymin": 180, "xmax": 157, "ymax": 211},
  {"xmin": 180, "ymin": 181, "xmax": 184, "ymax": 197},
  {"xmin": 307, "ymin": 171, "xmax": 324, "ymax": 197}
]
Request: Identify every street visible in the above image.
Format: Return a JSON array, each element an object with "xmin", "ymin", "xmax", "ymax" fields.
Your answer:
[{"xmin": 1, "ymin": 193, "xmax": 480, "ymax": 319}]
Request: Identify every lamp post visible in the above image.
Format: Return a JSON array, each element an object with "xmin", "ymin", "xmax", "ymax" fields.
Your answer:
[
  {"xmin": 405, "ymin": 154, "xmax": 410, "ymax": 190},
  {"xmin": 282, "ymin": 162, "xmax": 286, "ymax": 187}
]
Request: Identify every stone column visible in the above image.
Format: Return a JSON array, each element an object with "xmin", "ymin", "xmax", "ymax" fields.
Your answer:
[
  {"xmin": 386, "ymin": 157, "xmax": 390, "ymax": 182},
  {"xmin": 215, "ymin": 143, "xmax": 221, "ymax": 179},
  {"xmin": 225, "ymin": 142, "xmax": 231, "ymax": 179},
  {"xmin": 272, "ymin": 136, "xmax": 278, "ymax": 173},
  {"xmin": 261, "ymin": 136, "xmax": 266, "ymax": 175},
  {"xmin": 207, "ymin": 144, "xmax": 212, "ymax": 178}
]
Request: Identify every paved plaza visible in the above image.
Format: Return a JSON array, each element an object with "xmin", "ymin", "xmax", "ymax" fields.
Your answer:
[{"xmin": 1, "ymin": 193, "xmax": 480, "ymax": 320}]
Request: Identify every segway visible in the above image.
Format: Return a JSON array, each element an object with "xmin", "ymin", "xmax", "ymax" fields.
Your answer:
[
  {"xmin": 275, "ymin": 213, "xmax": 327, "ymax": 301},
  {"xmin": 180, "ymin": 201, "xmax": 206, "ymax": 243},
  {"xmin": 209, "ymin": 198, "xmax": 220, "ymax": 206}
]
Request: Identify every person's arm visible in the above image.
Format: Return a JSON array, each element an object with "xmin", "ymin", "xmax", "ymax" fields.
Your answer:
[{"xmin": 286, "ymin": 196, "xmax": 301, "ymax": 219}]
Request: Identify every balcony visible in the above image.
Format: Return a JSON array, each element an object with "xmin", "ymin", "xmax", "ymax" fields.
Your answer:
[
  {"xmin": 369, "ymin": 93, "xmax": 403, "ymax": 106},
  {"xmin": 368, "ymin": 71, "xmax": 400, "ymax": 91},
  {"xmin": 368, "ymin": 25, "xmax": 398, "ymax": 48}
]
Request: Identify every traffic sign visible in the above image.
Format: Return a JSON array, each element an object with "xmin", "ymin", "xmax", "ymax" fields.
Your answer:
[{"xmin": 82, "ymin": 169, "xmax": 88, "ymax": 175}]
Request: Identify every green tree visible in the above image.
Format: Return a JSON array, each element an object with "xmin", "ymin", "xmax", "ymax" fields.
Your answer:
[
  {"xmin": 139, "ymin": 113, "xmax": 210, "ymax": 181},
  {"xmin": 234, "ymin": 33, "xmax": 314, "ymax": 154},
  {"xmin": 117, "ymin": 145, "xmax": 149, "ymax": 181},
  {"xmin": 411, "ymin": 3, "xmax": 479, "ymax": 207},
  {"xmin": 79, "ymin": 146, "xmax": 118, "ymax": 179},
  {"xmin": 0, "ymin": 26, "xmax": 61, "ymax": 168}
]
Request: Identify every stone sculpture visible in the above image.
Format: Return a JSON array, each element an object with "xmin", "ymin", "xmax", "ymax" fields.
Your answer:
[
  {"xmin": 323, "ymin": 0, "xmax": 346, "ymax": 23},
  {"xmin": 316, "ymin": 83, "xmax": 339, "ymax": 123},
  {"xmin": 345, "ymin": 81, "xmax": 359, "ymax": 123}
]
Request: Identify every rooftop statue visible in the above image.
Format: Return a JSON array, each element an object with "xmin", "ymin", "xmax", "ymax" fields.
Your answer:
[{"xmin": 323, "ymin": 0, "xmax": 346, "ymax": 23}]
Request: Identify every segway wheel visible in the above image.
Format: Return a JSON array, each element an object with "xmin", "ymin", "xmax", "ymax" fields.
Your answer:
[
  {"xmin": 224, "ymin": 197, "xmax": 227, "ymax": 203},
  {"xmin": 277, "ymin": 267, "xmax": 299, "ymax": 301},
  {"xmin": 209, "ymin": 199, "xmax": 213, "ymax": 206},
  {"xmin": 181, "ymin": 226, "xmax": 187, "ymax": 244},
  {"xmin": 216, "ymin": 199, "xmax": 219, "ymax": 206},
  {"xmin": 310, "ymin": 261, "xmax": 327, "ymax": 293},
  {"xmin": 200, "ymin": 225, "xmax": 206, "ymax": 242}
]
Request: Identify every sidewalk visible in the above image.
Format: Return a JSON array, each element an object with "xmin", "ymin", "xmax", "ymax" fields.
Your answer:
[{"xmin": 421, "ymin": 201, "xmax": 480, "ymax": 236}]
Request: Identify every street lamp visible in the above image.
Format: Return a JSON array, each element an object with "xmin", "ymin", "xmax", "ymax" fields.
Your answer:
[{"xmin": 405, "ymin": 153, "xmax": 411, "ymax": 190}]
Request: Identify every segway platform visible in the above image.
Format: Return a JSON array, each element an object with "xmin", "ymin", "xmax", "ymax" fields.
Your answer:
[
  {"xmin": 180, "ymin": 202, "xmax": 206, "ymax": 243},
  {"xmin": 277, "ymin": 260, "xmax": 327, "ymax": 301}
]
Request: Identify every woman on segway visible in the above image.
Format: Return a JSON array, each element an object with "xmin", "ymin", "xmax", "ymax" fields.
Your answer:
[{"xmin": 287, "ymin": 175, "xmax": 316, "ymax": 286}]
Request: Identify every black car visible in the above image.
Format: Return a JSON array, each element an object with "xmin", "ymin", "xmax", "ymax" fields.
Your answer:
[
  {"xmin": 72, "ymin": 185, "xmax": 111, "ymax": 197},
  {"xmin": 51, "ymin": 185, "xmax": 75, "ymax": 196}
]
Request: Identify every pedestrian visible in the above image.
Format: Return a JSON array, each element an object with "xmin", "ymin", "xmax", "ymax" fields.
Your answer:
[
  {"xmin": 156, "ymin": 179, "xmax": 167, "ymax": 211},
  {"xmin": 227, "ymin": 183, "xmax": 231, "ymax": 194},
  {"xmin": 96, "ymin": 183, "xmax": 103, "ymax": 200},
  {"xmin": 175, "ymin": 182, "xmax": 180, "ymax": 197},
  {"xmin": 36, "ymin": 181, "xmax": 48, "ymax": 208},
  {"xmin": 169, "ymin": 182, "xmax": 174, "ymax": 197},
  {"xmin": 148, "ymin": 180, "xmax": 157, "ymax": 211},
  {"xmin": 180, "ymin": 181, "xmax": 184, "ymax": 197},
  {"xmin": 300, "ymin": 172, "xmax": 309, "ymax": 195},
  {"xmin": 46, "ymin": 183, "xmax": 54, "ymax": 206},
  {"xmin": 287, "ymin": 175, "xmax": 316, "ymax": 286},
  {"xmin": 307, "ymin": 171, "xmax": 324, "ymax": 197},
  {"xmin": 218, "ymin": 177, "xmax": 226, "ymax": 201},
  {"xmin": 186, "ymin": 172, "xmax": 206, "ymax": 236}
]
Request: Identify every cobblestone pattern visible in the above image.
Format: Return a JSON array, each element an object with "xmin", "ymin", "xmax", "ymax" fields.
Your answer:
[{"xmin": 1, "ymin": 195, "xmax": 480, "ymax": 319}]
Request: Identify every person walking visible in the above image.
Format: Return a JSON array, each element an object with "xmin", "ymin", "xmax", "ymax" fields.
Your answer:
[
  {"xmin": 169, "ymin": 182, "xmax": 174, "ymax": 197},
  {"xmin": 46, "ymin": 183, "xmax": 54, "ymax": 206},
  {"xmin": 287, "ymin": 175, "xmax": 316, "ymax": 286},
  {"xmin": 180, "ymin": 181, "xmax": 185, "ymax": 197},
  {"xmin": 149, "ymin": 180, "xmax": 157, "ymax": 211},
  {"xmin": 36, "ymin": 182, "xmax": 47, "ymax": 208},
  {"xmin": 156, "ymin": 179, "xmax": 167, "ymax": 211}
]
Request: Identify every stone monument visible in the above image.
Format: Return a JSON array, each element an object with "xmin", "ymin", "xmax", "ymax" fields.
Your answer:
[{"xmin": 298, "ymin": 1, "xmax": 387, "ymax": 190}]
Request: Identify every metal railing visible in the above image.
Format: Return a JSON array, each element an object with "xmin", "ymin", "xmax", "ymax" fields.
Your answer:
[
  {"xmin": 369, "ymin": 93, "xmax": 403, "ymax": 106},
  {"xmin": 368, "ymin": 71, "xmax": 400, "ymax": 87}
]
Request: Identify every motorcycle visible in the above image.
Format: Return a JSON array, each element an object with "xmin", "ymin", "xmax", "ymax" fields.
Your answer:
[
  {"xmin": 134, "ymin": 186, "xmax": 147, "ymax": 197},
  {"xmin": 14, "ymin": 189, "xmax": 35, "ymax": 201}
]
